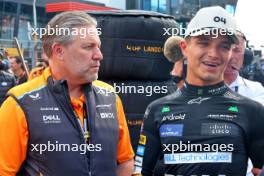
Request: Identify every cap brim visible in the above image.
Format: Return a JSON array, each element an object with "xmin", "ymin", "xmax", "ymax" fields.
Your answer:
[{"xmin": 186, "ymin": 28, "xmax": 239, "ymax": 44}]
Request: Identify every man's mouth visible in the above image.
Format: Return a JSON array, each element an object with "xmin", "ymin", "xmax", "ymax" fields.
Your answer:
[
  {"xmin": 92, "ymin": 64, "xmax": 100, "ymax": 68},
  {"xmin": 231, "ymin": 65, "xmax": 239, "ymax": 71},
  {"xmin": 202, "ymin": 61, "xmax": 220, "ymax": 68}
]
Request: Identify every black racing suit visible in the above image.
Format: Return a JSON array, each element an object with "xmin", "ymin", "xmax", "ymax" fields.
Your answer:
[{"xmin": 135, "ymin": 81, "xmax": 264, "ymax": 176}]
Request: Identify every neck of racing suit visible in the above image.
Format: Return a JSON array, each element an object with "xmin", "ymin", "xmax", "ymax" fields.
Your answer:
[{"xmin": 182, "ymin": 81, "xmax": 229, "ymax": 96}]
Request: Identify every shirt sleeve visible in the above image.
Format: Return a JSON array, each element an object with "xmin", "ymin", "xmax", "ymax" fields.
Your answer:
[
  {"xmin": 116, "ymin": 96, "xmax": 134, "ymax": 164},
  {"xmin": 0, "ymin": 97, "xmax": 28, "ymax": 175},
  {"xmin": 248, "ymin": 103, "xmax": 264, "ymax": 168},
  {"xmin": 134, "ymin": 105, "xmax": 161, "ymax": 176}
]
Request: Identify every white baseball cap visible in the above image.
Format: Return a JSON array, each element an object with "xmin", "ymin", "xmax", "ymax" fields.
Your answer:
[{"xmin": 185, "ymin": 6, "xmax": 239, "ymax": 44}]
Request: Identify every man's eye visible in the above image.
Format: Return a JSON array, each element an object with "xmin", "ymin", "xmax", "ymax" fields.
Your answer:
[
  {"xmin": 233, "ymin": 48, "xmax": 241, "ymax": 53},
  {"xmin": 221, "ymin": 44, "xmax": 231, "ymax": 50},
  {"xmin": 84, "ymin": 45, "xmax": 92, "ymax": 49},
  {"xmin": 223, "ymin": 46, "xmax": 231, "ymax": 50},
  {"xmin": 198, "ymin": 41, "xmax": 209, "ymax": 46}
]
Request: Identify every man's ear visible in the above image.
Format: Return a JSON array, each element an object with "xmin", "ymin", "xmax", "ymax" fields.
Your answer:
[
  {"xmin": 51, "ymin": 43, "xmax": 64, "ymax": 60},
  {"xmin": 180, "ymin": 40, "xmax": 188, "ymax": 58}
]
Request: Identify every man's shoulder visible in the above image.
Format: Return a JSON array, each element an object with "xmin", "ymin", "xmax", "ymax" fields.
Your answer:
[
  {"xmin": 236, "ymin": 76, "xmax": 264, "ymax": 104},
  {"xmin": 92, "ymin": 80, "xmax": 117, "ymax": 98},
  {"xmin": 238, "ymin": 76, "xmax": 264, "ymax": 90},
  {"xmin": 8, "ymin": 74, "xmax": 47, "ymax": 99},
  {"xmin": 92, "ymin": 80, "xmax": 115, "ymax": 92},
  {"xmin": 0, "ymin": 70, "xmax": 15, "ymax": 79},
  {"xmin": 224, "ymin": 88, "xmax": 264, "ymax": 112},
  {"xmin": 92, "ymin": 80, "xmax": 114, "ymax": 91},
  {"xmin": 242, "ymin": 76, "xmax": 263, "ymax": 87},
  {"xmin": 147, "ymin": 89, "xmax": 182, "ymax": 110}
]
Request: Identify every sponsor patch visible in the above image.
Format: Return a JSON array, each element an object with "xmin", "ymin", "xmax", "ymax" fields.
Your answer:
[
  {"xmin": 207, "ymin": 114, "xmax": 237, "ymax": 121},
  {"xmin": 29, "ymin": 93, "xmax": 41, "ymax": 100},
  {"xmin": 208, "ymin": 85, "xmax": 227, "ymax": 95},
  {"xmin": 161, "ymin": 106, "xmax": 170, "ymax": 113},
  {"xmin": 160, "ymin": 124, "xmax": 183, "ymax": 137},
  {"xmin": 134, "ymin": 166, "xmax": 142, "ymax": 174},
  {"xmin": 40, "ymin": 107, "xmax": 59, "ymax": 111},
  {"xmin": 228, "ymin": 106, "xmax": 239, "ymax": 112},
  {"xmin": 164, "ymin": 152, "xmax": 232, "ymax": 164},
  {"xmin": 187, "ymin": 97, "xmax": 211, "ymax": 104},
  {"xmin": 96, "ymin": 104, "xmax": 112, "ymax": 108},
  {"xmin": 42, "ymin": 115, "xmax": 61, "ymax": 124},
  {"xmin": 135, "ymin": 156, "xmax": 143, "ymax": 166},
  {"xmin": 136, "ymin": 145, "xmax": 145, "ymax": 156},
  {"xmin": 201, "ymin": 123, "xmax": 238, "ymax": 136},
  {"xmin": 100, "ymin": 112, "xmax": 115, "ymax": 119},
  {"xmin": 139, "ymin": 134, "xmax": 147, "ymax": 145},
  {"xmin": 161, "ymin": 113, "xmax": 186, "ymax": 122}
]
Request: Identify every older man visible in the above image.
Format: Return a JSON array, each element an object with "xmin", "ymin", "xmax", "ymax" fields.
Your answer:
[
  {"xmin": 224, "ymin": 31, "xmax": 264, "ymax": 104},
  {"xmin": 0, "ymin": 11, "xmax": 134, "ymax": 176}
]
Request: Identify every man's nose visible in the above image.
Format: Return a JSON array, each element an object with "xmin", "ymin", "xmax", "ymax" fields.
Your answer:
[
  {"xmin": 207, "ymin": 46, "xmax": 219, "ymax": 59},
  {"xmin": 93, "ymin": 47, "xmax": 103, "ymax": 61}
]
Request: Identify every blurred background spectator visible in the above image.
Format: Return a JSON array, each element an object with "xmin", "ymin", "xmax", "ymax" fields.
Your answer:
[
  {"xmin": 0, "ymin": 50, "xmax": 16, "ymax": 106},
  {"xmin": 9, "ymin": 56, "xmax": 28, "ymax": 85}
]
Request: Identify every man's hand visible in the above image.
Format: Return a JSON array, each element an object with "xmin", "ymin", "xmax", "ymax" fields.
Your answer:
[{"xmin": 117, "ymin": 159, "xmax": 134, "ymax": 176}]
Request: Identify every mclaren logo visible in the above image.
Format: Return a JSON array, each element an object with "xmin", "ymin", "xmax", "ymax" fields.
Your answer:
[
  {"xmin": 187, "ymin": 97, "xmax": 211, "ymax": 104},
  {"xmin": 96, "ymin": 104, "xmax": 112, "ymax": 108}
]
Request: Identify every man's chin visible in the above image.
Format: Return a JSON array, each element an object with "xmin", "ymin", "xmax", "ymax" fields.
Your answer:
[
  {"xmin": 86, "ymin": 75, "xmax": 98, "ymax": 83},
  {"xmin": 76, "ymin": 76, "xmax": 98, "ymax": 85},
  {"xmin": 201, "ymin": 74, "xmax": 222, "ymax": 85}
]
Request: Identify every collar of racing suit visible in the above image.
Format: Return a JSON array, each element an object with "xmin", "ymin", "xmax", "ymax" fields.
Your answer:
[{"xmin": 182, "ymin": 81, "xmax": 229, "ymax": 96}]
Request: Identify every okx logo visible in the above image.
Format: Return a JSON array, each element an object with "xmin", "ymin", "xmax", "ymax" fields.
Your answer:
[{"xmin": 100, "ymin": 112, "xmax": 115, "ymax": 119}]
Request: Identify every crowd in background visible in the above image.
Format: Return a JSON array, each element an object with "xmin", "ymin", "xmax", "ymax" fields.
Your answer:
[{"xmin": 0, "ymin": 49, "xmax": 48, "ymax": 105}]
